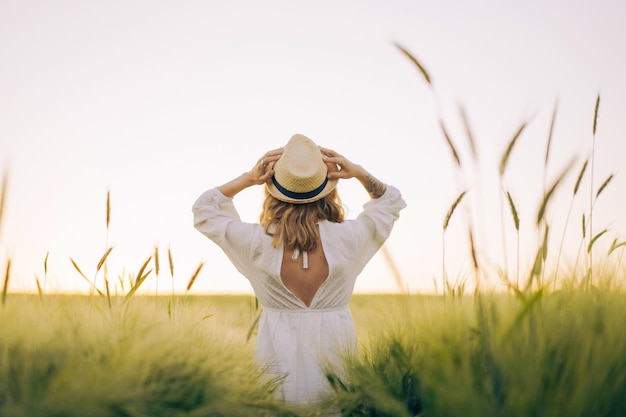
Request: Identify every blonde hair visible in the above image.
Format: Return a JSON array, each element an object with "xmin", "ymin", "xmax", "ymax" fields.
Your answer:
[{"xmin": 260, "ymin": 188, "xmax": 345, "ymax": 251}]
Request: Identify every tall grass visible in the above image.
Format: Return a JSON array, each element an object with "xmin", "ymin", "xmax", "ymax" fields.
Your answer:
[
  {"xmin": 0, "ymin": 295, "xmax": 303, "ymax": 417},
  {"xmin": 327, "ymin": 291, "xmax": 626, "ymax": 417}
]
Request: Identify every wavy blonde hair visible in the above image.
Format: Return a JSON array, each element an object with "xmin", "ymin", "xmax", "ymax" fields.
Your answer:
[{"xmin": 260, "ymin": 187, "xmax": 345, "ymax": 251}]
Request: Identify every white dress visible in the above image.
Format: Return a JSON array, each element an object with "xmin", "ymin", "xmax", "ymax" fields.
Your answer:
[{"xmin": 192, "ymin": 185, "xmax": 406, "ymax": 405}]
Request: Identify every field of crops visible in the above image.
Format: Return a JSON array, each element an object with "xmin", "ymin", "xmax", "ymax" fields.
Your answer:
[
  {"xmin": 1, "ymin": 290, "xmax": 625, "ymax": 417},
  {"xmin": 2, "ymin": 39, "xmax": 625, "ymax": 416}
]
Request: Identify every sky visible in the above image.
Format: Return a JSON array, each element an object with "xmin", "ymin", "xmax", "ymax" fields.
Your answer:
[{"xmin": 1, "ymin": 0, "xmax": 625, "ymax": 295}]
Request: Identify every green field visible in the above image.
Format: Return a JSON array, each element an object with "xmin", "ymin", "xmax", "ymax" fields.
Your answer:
[{"xmin": 1, "ymin": 291, "xmax": 625, "ymax": 417}]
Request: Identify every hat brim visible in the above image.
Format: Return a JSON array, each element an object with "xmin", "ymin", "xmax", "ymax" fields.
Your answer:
[{"xmin": 266, "ymin": 177, "xmax": 338, "ymax": 204}]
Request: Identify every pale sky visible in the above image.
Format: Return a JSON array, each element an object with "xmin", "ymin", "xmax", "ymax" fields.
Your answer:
[{"xmin": 1, "ymin": 0, "xmax": 625, "ymax": 295}]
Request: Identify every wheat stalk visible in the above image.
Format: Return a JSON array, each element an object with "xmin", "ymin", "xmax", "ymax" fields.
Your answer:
[
  {"xmin": 525, "ymin": 225, "xmax": 549, "ymax": 291},
  {"xmin": 459, "ymin": 104, "xmax": 478, "ymax": 163},
  {"xmin": 2, "ymin": 258, "xmax": 11, "ymax": 306},
  {"xmin": 124, "ymin": 255, "xmax": 153, "ymax": 300},
  {"xmin": 544, "ymin": 100, "xmax": 559, "ymax": 169},
  {"xmin": 394, "ymin": 42, "xmax": 431, "ymax": 85},
  {"xmin": 595, "ymin": 173, "xmax": 614, "ymax": 200},
  {"xmin": 593, "ymin": 94, "xmax": 601, "ymax": 135},
  {"xmin": 35, "ymin": 276, "xmax": 43, "ymax": 300},
  {"xmin": 43, "ymin": 251, "xmax": 49, "ymax": 295},
  {"xmin": 168, "ymin": 246, "xmax": 174, "ymax": 279},
  {"xmin": 608, "ymin": 239, "xmax": 626, "ymax": 256},
  {"xmin": 505, "ymin": 191, "xmax": 520, "ymax": 231},
  {"xmin": 553, "ymin": 159, "xmax": 589, "ymax": 289},
  {"xmin": 574, "ymin": 160, "xmax": 588, "ymax": 196},
  {"xmin": 587, "ymin": 229, "xmax": 608, "ymax": 254},
  {"xmin": 106, "ymin": 190, "xmax": 111, "ymax": 230},
  {"xmin": 381, "ymin": 245, "xmax": 407, "ymax": 293},
  {"xmin": 499, "ymin": 122, "xmax": 527, "ymax": 177},
  {"xmin": 96, "ymin": 247, "xmax": 114, "ymax": 274},
  {"xmin": 442, "ymin": 190, "xmax": 467, "ymax": 299},
  {"xmin": 443, "ymin": 190, "xmax": 468, "ymax": 231},
  {"xmin": 439, "ymin": 119, "xmax": 462, "ymax": 168},
  {"xmin": 588, "ymin": 93, "xmax": 601, "ymax": 287},
  {"xmin": 505, "ymin": 190, "xmax": 520, "ymax": 287},
  {"xmin": 186, "ymin": 262, "xmax": 205, "ymax": 292},
  {"xmin": 468, "ymin": 227, "xmax": 478, "ymax": 271},
  {"xmin": 105, "ymin": 278, "xmax": 111, "ymax": 309},
  {"xmin": 536, "ymin": 158, "xmax": 575, "ymax": 226},
  {"xmin": 70, "ymin": 258, "xmax": 104, "ymax": 296},
  {"xmin": 153, "ymin": 244, "xmax": 160, "ymax": 302},
  {"xmin": 0, "ymin": 169, "xmax": 7, "ymax": 238}
]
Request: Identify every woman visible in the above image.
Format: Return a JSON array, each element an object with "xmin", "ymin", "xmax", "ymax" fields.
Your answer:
[{"xmin": 192, "ymin": 134, "xmax": 406, "ymax": 406}]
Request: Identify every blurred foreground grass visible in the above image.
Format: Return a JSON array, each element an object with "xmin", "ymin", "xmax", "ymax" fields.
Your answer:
[{"xmin": 1, "ymin": 291, "xmax": 625, "ymax": 417}]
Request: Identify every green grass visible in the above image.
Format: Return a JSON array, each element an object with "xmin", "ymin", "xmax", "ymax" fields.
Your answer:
[
  {"xmin": 329, "ymin": 291, "xmax": 626, "ymax": 417},
  {"xmin": 1, "ymin": 291, "xmax": 625, "ymax": 416},
  {"xmin": 0, "ymin": 294, "xmax": 302, "ymax": 417}
]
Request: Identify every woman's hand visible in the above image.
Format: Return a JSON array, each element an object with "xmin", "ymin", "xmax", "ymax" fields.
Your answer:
[
  {"xmin": 218, "ymin": 148, "xmax": 283, "ymax": 198},
  {"xmin": 320, "ymin": 146, "xmax": 387, "ymax": 199},
  {"xmin": 320, "ymin": 147, "xmax": 363, "ymax": 180},
  {"xmin": 248, "ymin": 148, "xmax": 283, "ymax": 185}
]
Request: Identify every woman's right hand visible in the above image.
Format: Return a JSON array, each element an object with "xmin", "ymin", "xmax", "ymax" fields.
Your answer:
[
  {"xmin": 320, "ymin": 147, "xmax": 363, "ymax": 181},
  {"xmin": 248, "ymin": 148, "xmax": 283, "ymax": 185},
  {"xmin": 320, "ymin": 146, "xmax": 387, "ymax": 199}
]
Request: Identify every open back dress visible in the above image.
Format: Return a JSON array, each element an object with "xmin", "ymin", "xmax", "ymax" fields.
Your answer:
[{"xmin": 192, "ymin": 185, "xmax": 406, "ymax": 405}]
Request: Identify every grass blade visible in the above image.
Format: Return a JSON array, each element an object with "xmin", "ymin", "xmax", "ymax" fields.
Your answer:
[
  {"xmin": 608, "ymin": 239, "xmax": 626, "ymax": 256},
  {"xmin": 168, "ymin": 246, "xmax": 174, "ymax": 278},
  {"xmin": 70, "ymin": 257, "xmax": 103, "ymax": 296},
  {"xmin": 587, "ymin": 229, "xmax": 608, "ymax": 253},
  {"xmin": 536, "ymin": 181, "xmax": 558, "ymax": 226},
  {"xmin": 593, "ymin": 93, "xmax": 600, "ymax": 135},
  {"xmin": 525, "ymin": 226, "xmax": 549, "ymax": 291},
  {"xmin": 595, "ymin": 173, "xmax": 614, "ymax": 200},
  {"xmin": 44, "ymin": 251, "xmax": 49, "ymax": 275},
  {"xmin": 96, "ymin": 246, "xmax": 114, "ymax": 273},
  {"xmin": 573, "ymin": 160, "xmax": 588, "ymax": 196},
  {"xmin": 394, "ymin": 42, "xmax": 431, "ymax": 85},
  {"xmin": 536, "ymin": 158, "xmax": 575, "ymax": 225},
  {"xmin": 443, "ymin": 190, "xmax": 467, "ymax": 231},
  {"xmin": 154, "ymin": 245, "xmax": 160, "ymax": 277},
  {"xmin": 2, "ymin": 258, "xmax": 11, "ymax": 306},
  {"xmin": 186, "ymin": 262, "xmax": 205, "ymax": 292},
  {"xmin": 106, "ymin": 189, "xmax": 111, "ymax": 230},
  {"xmin": 499, "ymin": 122, "xmax": 527, "ymax": 177},
  {"xmin": 505, "ymin": 190, "xmax": 520, "ymax": 231},
  {"xmin": 545, "ymin": 99, "xmax": 558, "ymax": 168},
  {"xmin": 135, "ymin": 255, "xmax": 152, "ymax": 286},
  {"xmin": 35, "ymin": 276, "xmax": 43, "ymax": 299},
  {"xmin": 459, "ymin": 104, "xmax": 478, "ymax": 162},
  {"xmin": 0, "ymin": 169, "xmax": 8, "ymax": 237},
  {"xmin": 469, "ymin": 227, "xmax": 478, "ymax": 270},
  {"xmin": 125, "ymin": 256, "xmax": 154, "ymax": 300},
  {"xmin": 105, "ymin": 278, "xmax": 111, "ymax": 309},
  {"xmin": 439, "ymin": 119, "xmax": 462, "ymax": 167},
  {"xmin": 381, "ymin": 245, "xmax": 406, "ymax": 292}
]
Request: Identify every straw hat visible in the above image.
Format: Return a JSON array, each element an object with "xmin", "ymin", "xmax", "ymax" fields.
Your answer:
[{"xmin": 266, "ymin": 134, "xmax": 338, "ymax": 204}]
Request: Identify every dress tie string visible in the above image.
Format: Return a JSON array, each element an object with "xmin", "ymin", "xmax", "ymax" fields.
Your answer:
[{"xmin": 291, "ymin": 248, "xmax": 309, "ymax": 269}]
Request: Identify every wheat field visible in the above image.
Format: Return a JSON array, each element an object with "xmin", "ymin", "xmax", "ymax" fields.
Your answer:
[{"xmin": 1, "ymin": 291, "xmax": 625, "ymax": 416}]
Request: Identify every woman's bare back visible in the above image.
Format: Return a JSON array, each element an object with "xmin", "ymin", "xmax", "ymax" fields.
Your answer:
[{"xmin": 280, "ymin": 240, "xmax": 329, "ymax": 307}]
